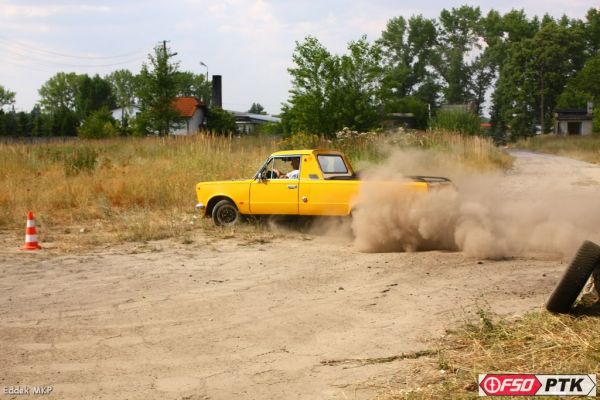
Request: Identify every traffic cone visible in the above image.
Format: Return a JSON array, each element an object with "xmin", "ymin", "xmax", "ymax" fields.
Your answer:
[{"xmin": 21, "ymin": 211, "xmax": 42, "ymax": 250}]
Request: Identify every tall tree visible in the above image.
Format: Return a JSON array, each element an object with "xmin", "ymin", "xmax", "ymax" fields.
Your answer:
[
  {"xmin": 282, "ymin": 36, "xmax": 337, "ymax": 135},
  {"xmin": 585, "ymin": 8, "xmax": 600, "ymax": 56},
  {"xmin": 496, "ymin": 18, "xmax": 586, "ymax": 137},
  {"xmin": 38, "ymin": 72, "xmax": 79, "ymax": 113},
  {"xmin": 557, "ymin": 53, "xmax": 600, "ymax": 108},
  {"xmin": 483, "ymin": 9, "xmax": 540, "ymax": 135},
  {"xmin": 432, "ymin": 6, "xmax": 483, "ymax": 105},
  {"xmin": 75, "ymin": 74, "xmax": 115, "ymax": 119},
  {"xmin": 378, "ymin": 15, "xmax": 439, "ymax": 117},
  {"xmin": 137, "ymin": 44, "xmax": 181, "ymax": 135},
  {"xmin": 106, "ymin": 69, "xmax": 138, "ymax": 132},
  {"xmin": 329, "ymin": 36, "xmax": 383, "ymax": 132},
  {"xmin": 282, "ymin": 36, "xmax": 383, "ymax": 136}
]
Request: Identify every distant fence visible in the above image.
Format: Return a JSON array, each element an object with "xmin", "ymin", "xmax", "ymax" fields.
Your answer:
[{"xmin": 0, "ymin": 136, "xmax": 79, "ymax": 144}]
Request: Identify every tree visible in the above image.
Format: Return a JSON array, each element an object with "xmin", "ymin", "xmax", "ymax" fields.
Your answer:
[
  {"xmin": 0, "ymin": 85, "xmax": 16, "ymax": 110},
  {"xmin": 497, "ymin": 19, "xmax": 586, "ymax": 137},
  {"xmin": 282, "ymin": 36, "xmax": 337, "ymax": 135},
  {"xmin": 483, "ymin": 9, "xmax": 540, "ymax": 139},
  {"xmin": 174, "ymin": 71, "xmax": 211, "ymax": 102},
  {"xmin": 329, "ymin": 36, "xmax": 383, "ymax": 132},
  {"xmin": 106, "ymin": 69, "xmax": 138, "ymax": 133},
  {"xmin": 558, "ymin": 53, "xmax": 600, "ymax": 107},
  {"xmin": 137, "ymin": 44, "xmax": 181, "ymax": 135},
  {"xmin": 282, "ymin": 36, "xmax": 383, "ymax": 137},
  {"xmin": 38, "ymin": 72, "xmax": 79, "ymax": 113},
  {"xmin": 207, "ymin": 108, "xmax": 236, "ymax": 134},
  {"xmin": 432, "ymin": 6, "xmax": 483, "ymax": 105},
  {"xmin": 585, "ymin": 8, "xmax": 600, "ymax": 56},
  {"xmin": 248, "ymin": 103, "xmax": 267, "ymax": 114},
  {"xmin": 75, "ymin": 74, "xmax": 115, "ymax": 120},
  {"xmin": 377, "ymin": 15, "xmax": 439, "ymax": 109}
]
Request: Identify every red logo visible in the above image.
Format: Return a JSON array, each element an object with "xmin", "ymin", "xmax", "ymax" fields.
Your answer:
[{"xmin": 479, "ymin": 374, "xmax": 542, "ymax": 396}]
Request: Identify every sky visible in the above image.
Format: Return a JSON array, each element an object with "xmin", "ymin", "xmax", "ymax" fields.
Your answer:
[{"xmin": 1, "ymin": 0, "xmax": 598, "ymax": 115}]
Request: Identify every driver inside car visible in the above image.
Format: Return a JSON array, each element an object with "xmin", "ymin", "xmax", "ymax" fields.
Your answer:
[{"xmin": 273, "ymin": 157, "xmax": 300, "ymax": 179}]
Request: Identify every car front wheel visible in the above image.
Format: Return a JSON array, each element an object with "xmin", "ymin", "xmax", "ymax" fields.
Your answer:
[{"xmin": 212, "ymin": 199, "xmax": 240, "ymax": 227}]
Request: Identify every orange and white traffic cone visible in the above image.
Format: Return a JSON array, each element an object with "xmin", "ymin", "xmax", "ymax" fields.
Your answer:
[{"xmin": 21, "ymin": 211, "xmax": 42, "ymax": 250}]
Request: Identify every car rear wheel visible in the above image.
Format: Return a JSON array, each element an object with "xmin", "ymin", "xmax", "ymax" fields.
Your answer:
[
  {"xmin": 546, "ymin": 240, "xmax": 600, "ymax": 313},
  {"xmin": 212, "ymin": 199, "xmax": 240, "ymax": 227}
]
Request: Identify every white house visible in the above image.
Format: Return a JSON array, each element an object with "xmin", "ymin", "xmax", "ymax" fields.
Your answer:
[
  {"xmin": 172, "ymin": 97, "xmax": 206, "ymax": 135},
  {"xmin": 111, "ymin": 105, "xmax": 140, "ymax": 122}
]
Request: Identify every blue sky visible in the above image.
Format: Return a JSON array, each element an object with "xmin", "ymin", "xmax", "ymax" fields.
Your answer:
[{"xmin": 1, "ymin": 0, "xmax": 597, "ymax": 114}]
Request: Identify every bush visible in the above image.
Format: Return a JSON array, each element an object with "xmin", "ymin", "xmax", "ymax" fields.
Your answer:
[
  {"xmin": 255, "ymin": 121, "xmax": 283, "ymax": 136},
  {"xmin": 430, "ymin": 110, "xmax": 481, "ymax": 135},
  {"xmin": 207, "ymin": 108, "xmax": 237, "ymax": 135},
  {"xmin": 279, "ymin": 131, "xmax": 321, "ymax": 149},
  {"xmin": 78, "ymin": 108, "xmax": 117, "ymax": 139}
]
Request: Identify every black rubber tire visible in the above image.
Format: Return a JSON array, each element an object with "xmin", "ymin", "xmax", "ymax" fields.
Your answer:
[
  {"xmin": 212, "ymin": 199, "xmax": 240, "ymax": 227},
  {"xmin": 546, "ymin": 240, "xmax": 600, "ymax": 313}
]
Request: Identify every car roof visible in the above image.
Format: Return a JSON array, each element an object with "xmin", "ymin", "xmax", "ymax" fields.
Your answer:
[{"xmin": 271, "ymin": 149, "xmax": 343, "ymax": 157}]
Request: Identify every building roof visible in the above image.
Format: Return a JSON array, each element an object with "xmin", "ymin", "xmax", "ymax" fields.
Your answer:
[
  {"xmin": 228, "ymin": 110, "xmax": 281, "ymax": 123},
  {"xmin": 173, "ymin": 97, "xmax": 204, "ymax": 118},
  {"xmin": 555, "ymin": 108, "xmax": 593, "ymax": 121}
]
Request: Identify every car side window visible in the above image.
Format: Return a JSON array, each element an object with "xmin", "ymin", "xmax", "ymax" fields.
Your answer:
[{"xmin": 317, "ymin": 155, "xmax": 348, "ymax": 173}]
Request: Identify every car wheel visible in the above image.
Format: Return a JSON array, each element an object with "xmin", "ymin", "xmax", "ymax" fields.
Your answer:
[
  {"xmin": 212, "ymin": 199, "xmax": 240, "ymax": 227},
  {"xmin": 546, "ymin": 240, "xmax": 600, "ymax": 313}
]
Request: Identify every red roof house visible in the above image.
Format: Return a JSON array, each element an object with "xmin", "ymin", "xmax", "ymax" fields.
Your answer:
[{"xmin": 171, "ymin": 97, "xmax": 207, "ymax": 135}]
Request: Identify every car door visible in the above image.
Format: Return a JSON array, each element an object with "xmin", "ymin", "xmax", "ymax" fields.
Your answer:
[{"xmin": 249, "ymin": 157, "xmax": 299, "ymax": 215}]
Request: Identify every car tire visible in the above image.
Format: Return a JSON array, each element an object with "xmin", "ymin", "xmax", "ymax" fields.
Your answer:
[
  {"xmin": 212, "ymin": 199, "xmax": 240, "ymax": 227},
  {"xmin": 546, "ymin": 240, "xmax": 600, "ymax": 313}
]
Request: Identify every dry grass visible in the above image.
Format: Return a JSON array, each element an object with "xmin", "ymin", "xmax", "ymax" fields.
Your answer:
[
  {"xmin": 388, "ymin": 130, "xmax": 513, "ymax": 171},
  {"xmin": 515, "ymin": 135, "xmax": 600, "ymax": 164},
  {"xmin": 376, "ymin": 309, "xmax": 600, "ymax": 399},
  {"xmin": 0, "ymin": 135, "xmax": 276, "ymax": 231},
  {"xmin": 0, "ymin": 131, "xmax": 510, "ymax": 247}
]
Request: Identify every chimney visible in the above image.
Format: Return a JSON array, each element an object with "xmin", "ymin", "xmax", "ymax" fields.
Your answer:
[
  {"xmin": 587, "ymin": 101, "xmax": 594, "ymax": 115},
  {"xmin": 212, "ymin": 75, "xmax": 222, "ymax": 108}
]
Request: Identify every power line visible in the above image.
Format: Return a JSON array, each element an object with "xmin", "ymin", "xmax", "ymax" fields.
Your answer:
[
  {"xmin": 0, "ymin": 43, "xmax": 145, "ymax": 68},
  {"xmin": 0, "ymin": 35, "xmax": 147, "ymax": 60}
]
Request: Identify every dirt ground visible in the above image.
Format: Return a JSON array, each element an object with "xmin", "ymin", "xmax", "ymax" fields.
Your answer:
[{"xmin": 1, "ymin": 150, "xmax": 599, "ymax": 399}]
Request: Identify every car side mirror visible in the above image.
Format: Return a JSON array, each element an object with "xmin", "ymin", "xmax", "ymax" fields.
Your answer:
[{"xmin": 257, "ymin": 172, "xmax": 264, "ymax": 181}]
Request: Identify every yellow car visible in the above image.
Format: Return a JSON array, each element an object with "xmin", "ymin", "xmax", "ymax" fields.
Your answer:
[{"xmin": 195, "ymin": 149, "xmax": 451, "ymax": 226}]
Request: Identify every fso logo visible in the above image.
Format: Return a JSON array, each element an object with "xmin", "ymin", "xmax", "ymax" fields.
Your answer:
[{"xmin": 478, "ymin": 374, "xmax": 596, "ymax": 397}]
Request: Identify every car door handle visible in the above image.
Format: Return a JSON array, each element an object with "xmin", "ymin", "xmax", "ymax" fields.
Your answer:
[{"xmin": 287, "ymin": 184, "xmax": 297, "ymax": 189}]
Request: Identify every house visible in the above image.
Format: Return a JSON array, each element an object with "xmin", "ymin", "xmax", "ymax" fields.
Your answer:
[
  {"xmin": 172, "ymin": 97, "xmax": 207, "ymax": 135},
  {"xmin": 555, "ymin": 103, "xmax": 594, "ymax": 136},
  {"xmin": 228, "ymin": 111, "xmax": 281, "ymax": 134},
  {"xmin": 111, "ymin": 105, "xmax": 140, "ymax": 123}
]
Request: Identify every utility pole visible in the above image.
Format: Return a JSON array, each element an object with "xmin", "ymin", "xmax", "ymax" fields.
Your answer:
[{"xmin": 161, "ymin": 40, "xmax": 178, "ymax": 58}]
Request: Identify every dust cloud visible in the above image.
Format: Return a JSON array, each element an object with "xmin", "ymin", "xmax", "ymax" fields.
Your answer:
[{"xmin": 351, "ymin": 150, "xmax": 600, "ymax": 259}]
